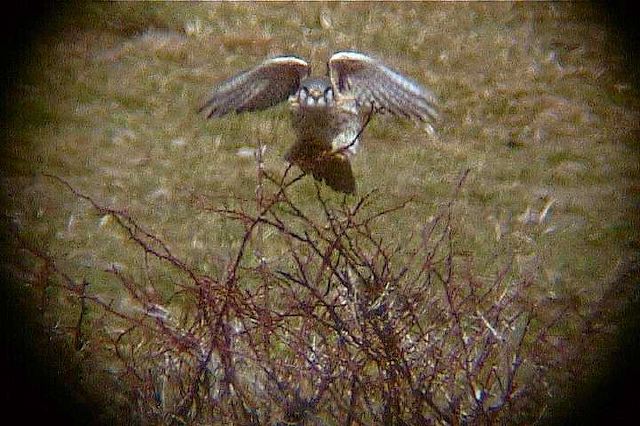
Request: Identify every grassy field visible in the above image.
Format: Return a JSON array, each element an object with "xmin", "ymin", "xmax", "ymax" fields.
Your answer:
[{"xmin": 2, "ymin": 2, "xmax": 639, "ymax": 424}]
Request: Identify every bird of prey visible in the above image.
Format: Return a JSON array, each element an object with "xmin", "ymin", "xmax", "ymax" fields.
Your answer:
[{"xmin": 199, "ymin": 51, "xmax": 439, "ymax": 194}]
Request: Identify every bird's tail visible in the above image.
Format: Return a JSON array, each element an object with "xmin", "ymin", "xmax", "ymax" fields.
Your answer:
[{"xmin": 285, "ymin": 148, "xmax": 356, "ymax": 194}]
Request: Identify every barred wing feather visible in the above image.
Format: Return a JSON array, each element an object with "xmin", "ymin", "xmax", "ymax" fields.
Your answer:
[
  {"xmin": 328, "ymin": 51, "xmax": 439, "ymax": 124},
  {"xmin": 200, "ymin": 56, "xmax": 311, "ymax": 118}
]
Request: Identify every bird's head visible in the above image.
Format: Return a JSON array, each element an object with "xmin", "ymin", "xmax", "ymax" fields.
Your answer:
[{"xmin": 297, "ymin": 77, "xmax": 334, "ymax": 109}]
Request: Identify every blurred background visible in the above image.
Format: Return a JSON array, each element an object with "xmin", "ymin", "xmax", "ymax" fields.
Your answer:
[{"xmin": 1, "ymin": 1, "xmax": 638, "ymax": 424}]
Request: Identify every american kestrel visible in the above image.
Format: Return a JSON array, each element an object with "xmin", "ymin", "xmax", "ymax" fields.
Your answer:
[{"xmin": 199, "ymin": 51, "xmax": 439, "ymax": 193}]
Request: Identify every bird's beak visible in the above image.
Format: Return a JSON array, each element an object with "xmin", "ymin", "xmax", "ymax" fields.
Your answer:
[{"xmin": 309, "ymin": 88, "xmax": 323, "ymax": 98}]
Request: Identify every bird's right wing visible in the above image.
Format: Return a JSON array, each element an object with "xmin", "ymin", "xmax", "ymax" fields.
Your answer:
[{"xmin": 199, "ymin": 56, "xmax": 311, "ymax": 118}]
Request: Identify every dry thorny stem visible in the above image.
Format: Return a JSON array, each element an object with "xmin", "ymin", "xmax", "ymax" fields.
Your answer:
[{"xmin": 12, "ymin": 162, "xmax": 558, "ymax": 425}]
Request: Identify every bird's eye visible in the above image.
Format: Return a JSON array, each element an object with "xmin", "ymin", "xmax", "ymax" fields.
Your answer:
[
  {"xmin": 324, "ymin": 87, "xmax": 333, "ymax": 102},
  {"xmin": 299, "ymin": 87, "xmax": 309, "ymax": 101}
]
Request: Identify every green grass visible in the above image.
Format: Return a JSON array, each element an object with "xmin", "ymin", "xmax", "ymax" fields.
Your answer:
[{"xmin": 2, "ymin": 1, "xmax": 639, "ymax": 423}]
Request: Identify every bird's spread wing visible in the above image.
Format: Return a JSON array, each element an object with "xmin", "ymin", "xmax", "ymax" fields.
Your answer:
[
  {"xmin": 199, "ymin": 56, "xmax": 311, "ymax": 118},
  {"xmin": 328, "ymin": 51, "xmax": 439, "ymax": 123}
]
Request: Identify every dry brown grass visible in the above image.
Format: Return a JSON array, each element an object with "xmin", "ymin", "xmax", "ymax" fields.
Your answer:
[{"xmin": 2, "ymin": 2, "xmax": 639, "ymax": 424}]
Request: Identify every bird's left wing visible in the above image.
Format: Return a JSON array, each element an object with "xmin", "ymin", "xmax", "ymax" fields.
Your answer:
[
  {"xmin": 199, "ymin": 56, "xmax": 311, "ymax": 118},
  {"xmin": 328, "ymin": 51, "xmax": 439, "ymax": 124}
]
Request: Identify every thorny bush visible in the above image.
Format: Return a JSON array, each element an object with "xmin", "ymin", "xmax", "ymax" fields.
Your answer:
[{"xmin": 17, "ymin": 165, "xmax": 558, "ymax": 425}]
